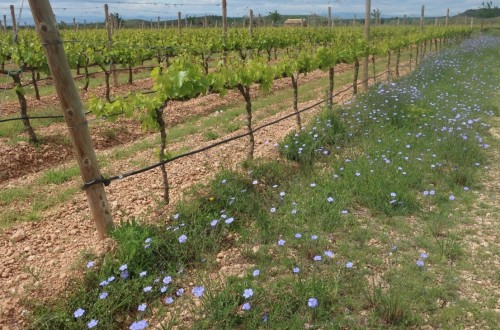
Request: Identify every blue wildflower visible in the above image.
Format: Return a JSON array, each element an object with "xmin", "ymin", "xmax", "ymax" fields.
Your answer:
[
  {"xmin": 243, "ymin": 288, "xmax": 254, "ymax": 299},
  {"xmin": 178, "ymin": 235, "xmax": 187, "ymax": 243},
  {"xmin": 129, "ymin": 320, "xmax": 148, "ymax": 330},
  {"xmin": 87, "ymin": 319, "xmax": 98, "ymax": 329},
  {"xmin": 308, "ymin": 298, "xmax": 318, "ymax": 308},
  {"xmin": 192, "ymin": 286, "xmax": 205, "ymax": 298},
  {"xmin": 73, "ymin": 308, "xmax": 85, "ymax": 318}
]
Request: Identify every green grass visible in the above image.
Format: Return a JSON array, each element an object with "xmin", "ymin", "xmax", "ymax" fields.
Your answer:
[
  {"xmin": 25, "ymin": 35, "xmax": 500, "ymax": 329},
  {"xmin": 38, "ymin": 166, "xmax": 80, "ymax": 184}
]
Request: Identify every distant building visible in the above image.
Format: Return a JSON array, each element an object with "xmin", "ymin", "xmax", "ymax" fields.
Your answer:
[{"xmin": 284, "ymin": 19, "xmax": 307, "ymax": 27}]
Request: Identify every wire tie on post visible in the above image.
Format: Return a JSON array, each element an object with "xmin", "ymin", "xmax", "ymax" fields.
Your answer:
[{"xmin": 81, "ymin": 176, "xmax": 111, "ymax": 190}]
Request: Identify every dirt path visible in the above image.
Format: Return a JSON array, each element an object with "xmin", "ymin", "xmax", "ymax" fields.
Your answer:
[{"xmin": 457, "ymin": 116, "xmax": 500, "ymax": 326}]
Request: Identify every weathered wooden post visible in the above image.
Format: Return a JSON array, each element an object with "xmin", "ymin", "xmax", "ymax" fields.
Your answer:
[
  {"xmin": 104, "ymin": 4, "xmax": 118, "ymax": 87},
  {"xmin": 177, "ymin": 12, "xmax": 181, "ymax": 34},
  {"xmin": 28, "ymin": 0, "xmax": 114, "ymax": 239},
  {"xmin": 362, "ymin": 0, "xmax": 371, "ymax": 91},
  {"xmin": 249, "ymin": 9, "xmax": 253, "ymax": 37}
]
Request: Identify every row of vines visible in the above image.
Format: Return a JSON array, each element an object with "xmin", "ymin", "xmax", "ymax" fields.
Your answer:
[{"xmin": 0, "ymin": 25, "xmax": 473, "ymax": 202}]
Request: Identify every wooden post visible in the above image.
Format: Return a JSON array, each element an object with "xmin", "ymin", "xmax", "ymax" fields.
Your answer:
[
  {"xmin": 446, "ymin": 9, "xmax": 449, "ymax": 26},
  {"xmin": 204, "ymin": 15, "xmax": 208, "ymax": 28},
  {"xmin": 157, "ymin": 16, "xmax": 160, "ymax": 29},
  {"xmin": 397, "ymin": 17, "xmax": 400, "ymax": 26},
  {"xmin": 362, "ymin": 0, "xmax": 371, "ymax": 91},
  {"xmin": 73, "ymin": 17, "xmax": 76, "ymax": 30},
  {"xmin": 177, "ymin": 12, "xmax": 181, "ymax": 34},
  {"xmin": 185, "ymin": 15, "xmax": 188, "ymax": 28},
  {"xmin": 328, "ymin": 6, "xmax": 332, "ymax": 29},
  {"xmin": 403, "ymin": 14, "xmax": 407, "ymax": 25},
  {"xmin": 10, "ymin": 5, "xmax": 17, "ymax": 33},
  {"xmin": 28, "ymin": 0, "xmax": 114, "ymax": 238},
  {"xmin": 420, "ymin": 5, "xmax": 424, "ymax": 32},
  {"xmin": 249, "ymin": 9, "xmax": 253, "ymax": 37},
  {"xmin": 471, "ymin": 17, "xmax": 473, "ymax": 28},
  {"xmin": 104, "ymin": 4, "xmax": 118, "ymax": 87},
  {"xmin": 222, "ymin": 0, "xmax": 227, "ymax": 38},
  {"xmin": 3, "ymin": 15, "xmax": 6, "ymax": 32},
  {"xmin": 435, "ymin": 17, "xmax": 437, "ymax": 26}
]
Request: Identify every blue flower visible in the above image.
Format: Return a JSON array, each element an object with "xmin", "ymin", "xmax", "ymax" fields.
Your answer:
[
  {"xmin": 143, "ymin": 286, "xmax": 152, "ymax": 293},
  {"xmin": 129, "ymin": 320, "xmax": 148, "ymax": 330},
  {"xmin": 210, "ymin": 219, "xmax": 219, "ymax": 227},
  {"xmin": 119, "ymin": 264, "xmax": 128, "ymax": 271},
  {"xmin": 294, "ymin": 233, "xmax": 302, "ymax": 239},
  {"xmin": 277, "ymin": 239, "xmax": 286, "ymax": 246},
  {"xmin": 120, "ymin": 270, "xmax": 129, "ymax": 279},
  {"xmin": 449, "ymin": 195, "xmax": 455, "ymax": 201},
  {"xmin": 178, "ymin": 235, "xmax": 188, "ymax": 243},
  {"xmin": 138, "ymin": 303, "xmax": 147, "ymax": 312},
  {"xmin": 176, "ymin": 288, "xmax": 185, "ymax": 296},
  {"xmin": 73, "ymin": 308, "xmax": 85, "ymax": 318},
  {"xmin": 87, "ymin": 319, "xmax": 98, "ymax": 329},
  {"xmin": 252, "ymin": 269, "xmax": 260, "ymax": 277},
  {"xmin": 346, "ymin": 262, "xmax": 354, "ymax": 268},
  {"xmin": 310, "ymin": 235, "xmax": 318, "ymax": 240},
  {"xmin": 308, "ymin": 298, "xmax": 318, "ymax": 308},
  {"xmin": 313, "ymin": 255, "xmax": 322, "ymax": 261},
  {"xmin": 292, "ymin": 267, "xmax": 300, "ymax": 274},
  {"xmin": 165, "ymin": 296, "xmax": 174, "ymax": 305},
  {"xmin": 192, "ymin": 286, "xmax": 205, "ymax": 298},
  {"xmin": 99, "ymin": 292, "xmax": 108, "ymax": 300},
  {"xmin": 86, "ymin": 261, "xmax": 94, "ymax": 269},
  {"xmin": 160, "ymin": 286, "xmax": 168, "ymax": 293},
  {"xmin": 270, "ymin": 207, "xmax": 277, "ymax": 213},
  {"xmin": 139, "ymin": 271, "xmax": 147, "ymax": 277},
  {"xmin": 225, "ymin": 217, "xmax": 234, "ymax": 224},
  {"xmin": 326, "ymin": 197, "xmax": 335, "ymax": 203},
  {"xmin": 243, "ymin": 288, "xmax": 254, "ymax": 299},
  {"xmin": 242, "ymin": 302, "xmax": 251, "ymax": 311},
  {"xmin": 324, "ymin": 250, "xmax": 334, "ymax": 258},
  {"xmin": 163, "ymin": 276, "xmax": 172, "ymax": 285},
  {"xmin": 416, "ymin": 260, "xmax": 425, "ymax": 267},
  {"xmin": 420, "ymin": 252, "xmax": 429, "ymax": 259}
]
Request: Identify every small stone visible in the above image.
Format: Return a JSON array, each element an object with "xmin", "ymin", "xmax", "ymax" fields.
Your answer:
[{"xmin": 11, "ymin": 230, "xmax": 27, "ymax": 242}]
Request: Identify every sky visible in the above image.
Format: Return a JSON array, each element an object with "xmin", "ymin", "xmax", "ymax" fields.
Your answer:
[{"xmin": 0, "ymin": 1, "xmax": 493, "ymax": 25}]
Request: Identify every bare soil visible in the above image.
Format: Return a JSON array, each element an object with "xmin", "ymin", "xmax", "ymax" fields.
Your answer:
[{"xmin": 0, "ymin": 66, "xmax": 353, "ymax": 183}]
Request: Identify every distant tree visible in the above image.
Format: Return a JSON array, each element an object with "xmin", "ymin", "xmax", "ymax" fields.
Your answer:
[
  {"xmin": 371, "ymin": 8, "xmax": 381, "ymax": 25},
  {"xmin": 268, "ymin": 10, "xmax": 281, "ymax": 25},
  {"xmin": 110, "ymin": 12, "xmax": 123, "ymax": 29},
  {"xmin": 479, "ymin": 1, "xmax": 499, "ymax": 30}
]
